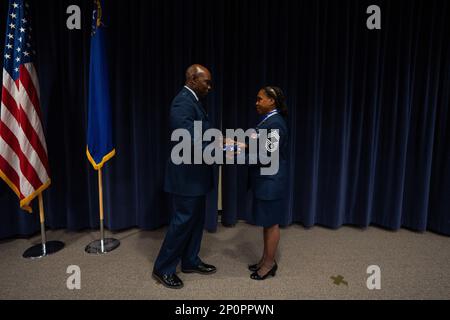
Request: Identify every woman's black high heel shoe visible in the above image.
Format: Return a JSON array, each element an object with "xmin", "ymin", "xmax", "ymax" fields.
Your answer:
[
  {"xmin": 250, "ymin": 262, "xmax": 277, "ymax": 280},
  {"xmin": 248, "ymin": 262, "xmax": 262, "ymax": 272}
]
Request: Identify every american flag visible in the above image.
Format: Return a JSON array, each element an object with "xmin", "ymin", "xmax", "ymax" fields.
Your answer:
[{"xmin": 0, "ymin": 0, "xmax": 50, "ymax": 212}]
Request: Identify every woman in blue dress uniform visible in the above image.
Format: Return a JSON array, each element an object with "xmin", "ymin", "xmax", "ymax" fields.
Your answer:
[{"xmin": 247, "ymin": 86, "xmax": 289, "ymax": 280}]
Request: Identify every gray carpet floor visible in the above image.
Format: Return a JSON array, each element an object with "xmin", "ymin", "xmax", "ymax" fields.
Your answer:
[{"xmin": 0, "ymin": 223, "xmax": 449, "ymax": 299}]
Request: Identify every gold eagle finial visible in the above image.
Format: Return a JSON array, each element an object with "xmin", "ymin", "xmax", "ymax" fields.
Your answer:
[{"xmin": 94, "ymin": 0, "xmax": 102, "ymax": 28}]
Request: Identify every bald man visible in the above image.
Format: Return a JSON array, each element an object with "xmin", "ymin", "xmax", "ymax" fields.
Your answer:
[{"xmin": 152, "ymin": 64, "xmax": 216, "ymax": 289}]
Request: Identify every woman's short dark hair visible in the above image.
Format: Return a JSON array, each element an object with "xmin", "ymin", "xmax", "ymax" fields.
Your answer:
[{"xmin": 262, "ymin": 86, "xmax": 288, "ymax": 118}]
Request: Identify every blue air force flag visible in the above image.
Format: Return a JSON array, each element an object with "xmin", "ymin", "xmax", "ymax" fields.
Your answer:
[{"xmin": 86, "ymin": 0, "xmax": 115, "ymax": 169}]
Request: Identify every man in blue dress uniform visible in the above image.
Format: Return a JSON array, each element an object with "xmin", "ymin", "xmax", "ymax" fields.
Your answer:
[{"xmin": 152, "ymin": 64, "xmax": 217, "ymax": 289}]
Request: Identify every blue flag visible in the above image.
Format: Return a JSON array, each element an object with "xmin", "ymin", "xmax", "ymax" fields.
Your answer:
[{"xmin": 87, "ymin": 0, "xmax": 115, "ymax": 169}]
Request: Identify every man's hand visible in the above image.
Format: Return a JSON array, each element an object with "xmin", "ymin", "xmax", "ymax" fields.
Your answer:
[{"xmin": 223, "ymin": 137, "xmax": 247, "ymax": 149}]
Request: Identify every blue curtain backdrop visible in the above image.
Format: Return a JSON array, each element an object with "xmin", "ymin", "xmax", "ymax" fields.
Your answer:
[{"xmin": 0, "ymin": 0, "xmax": 449, "ymax": 239}]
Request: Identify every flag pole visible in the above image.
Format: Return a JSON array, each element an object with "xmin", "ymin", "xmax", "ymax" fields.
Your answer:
[
  {"xmin": 85, "ymin": 167, "xmax": 120, "ymax": 254},
  {"xmin": 98, "ymin": 168, "xmax": 105, "ymax": 252},
  {"xmin": 23, "ymin": 193, "xmax": 65, "ymax": 259},
  {"xmin": 84, "ymin": 0, "xmax": 119, "ymax": 254},
  {"xmin": 38, "ymin": 193, "xmax": 47, "ymax": 255}
]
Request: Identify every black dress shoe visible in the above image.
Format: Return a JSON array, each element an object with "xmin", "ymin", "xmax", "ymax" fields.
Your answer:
[
  {"xmin": 250, "ymin": 262, "xmax": 277, "ymax": 280},
  {"xmin": 182, "ymin": 262, "xmax": 217, "ymax": 275},
  {"xmin": 152, "ymin": 270, "xmax": 184, "ymax": 289}
]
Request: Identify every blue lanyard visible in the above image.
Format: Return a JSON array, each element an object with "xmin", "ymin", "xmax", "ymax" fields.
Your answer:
[{"xmin": 257, "ymin": 110, "xmax": 278, "ymax": 128}]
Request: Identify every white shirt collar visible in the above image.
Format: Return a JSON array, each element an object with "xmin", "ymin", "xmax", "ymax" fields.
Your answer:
[{"xmin": 184, "ymin": 85, "xmax": 199, "ymax": 101}]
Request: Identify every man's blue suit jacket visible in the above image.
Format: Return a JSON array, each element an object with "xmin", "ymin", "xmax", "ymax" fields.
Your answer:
[{"xmin": 164, "ymin": 87, "xmax": 214, "ymax": 196}]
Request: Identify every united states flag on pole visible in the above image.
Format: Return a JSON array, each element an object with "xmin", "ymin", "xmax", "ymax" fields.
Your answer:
[{"xmin": 0, "ymin": 0, "xmax": 50, "ymax": 212}]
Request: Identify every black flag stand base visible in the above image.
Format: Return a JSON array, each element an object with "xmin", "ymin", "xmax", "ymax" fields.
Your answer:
[
  {"xmin": 85, "ymin": 220, "xmax": 120, "ymax": 254},
  {"xmin": 85, "ymin": 238, "xmax": 120, "ymax": 254},
  {"xmin": 23, "ymin": 221, "xmax": 65, "ymax": 259},
  {"xmin": 23, "ymin": 241, "xmax": 65, "ymax": 259}
]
